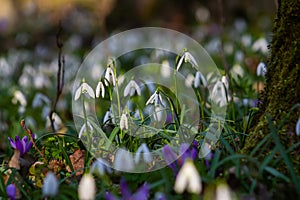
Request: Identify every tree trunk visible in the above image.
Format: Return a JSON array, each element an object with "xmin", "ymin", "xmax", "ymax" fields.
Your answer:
[{"xmin": 242, "ymin": 0, "xmax": 300, "ymax": 174}]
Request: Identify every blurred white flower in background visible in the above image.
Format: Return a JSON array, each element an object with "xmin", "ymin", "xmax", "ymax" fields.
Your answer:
[
  {"xmin": 12, "ymin": 90, "xmax": 27, "ymax": 114},
  {"xmin": 42, "ymin": 172, "xmax": 58, "ymax": 198},
  {"xmin": 78, "ymin": 174, "xmax": 96, "ymax": 200},
  {"xmin": 161, "ymin": 60, "xmax": 171, "ymax": 78},
  {"xmin": 215, "ymin": 181, "xmax": 233, "ymax": 200},
  {"xmin": 114, "ymin": 148, "xmax": 134, "ymax": 172},
  {"xmin": 135, "ymin": 143, "xmax": 152, "ymax": 164},
  {"xmin": 120, "ymin": 113, "xmax": 129, "ymax": 130},
  {"xmin": 174, "ymin": 159, "xmax": 202, "ymax": 194},
  {"xmin": 91, "ymin": 158, "xmax": 112, "ymax": 175},
  {"xmin": 256, "ymin": 62, "xmax": 267, "ymax": 77},
  {"xmin": 252, "ymin": 37, "xmax": 268, "ymax": 54},
  {"xmin": 194, "ymin": 71, "xmax": 207, "ymax": 88}
]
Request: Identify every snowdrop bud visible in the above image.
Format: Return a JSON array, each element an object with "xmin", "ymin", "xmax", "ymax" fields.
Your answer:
[
  {"xmin": 120, "ymin": 113, "xmax": 129, "ymax": 130},
  {"xmin": 78, "ymin": 174, "xmax": 96, "ymax": 200},
  {"xmin": 161, "ymin": 60, "xmax": 171, "ymax": 78},
  {"xmin": 194, "ymin": 71, "xmax": 207, "ymax": 88},
  {"xmin": 114, "ymin": 148, "xmax": 134, "ymax": 171},
  {"xmin": 42, "ymin": 172, "xmax": 59, "ymax": 197},
  {"xmin": 296, "ymin": 118, "xmax": 300, "ymax": 136},
  {"xmin": 135, "ymin": 143, "xmax": 152, "ymax": 164},
  {"xmin": 174, "ymin": 159, "xmax": 202, "ymax": 194},
  {"xmin": 256, "ymin": 62, "xmax": 267, "ymax": 77},
  {"xmin": 216, "ymin": 181, "xmax": 232, "ymax": 200},
  {"xmin": 96, "ymin": 81, "xmax": 105, "ymax": 98}
]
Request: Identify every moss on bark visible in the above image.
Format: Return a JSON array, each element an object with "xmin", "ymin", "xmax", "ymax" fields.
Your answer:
[{"xmin": 242, "ymin": 0, "xmax": 300, "ymax": 174}]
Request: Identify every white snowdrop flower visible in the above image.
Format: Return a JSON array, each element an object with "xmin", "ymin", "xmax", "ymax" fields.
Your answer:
[
  {"xmin": 135, "ymin": 143, "xmax": 152, "ymax": 164},
  {"xmin": 176, "ymin": 51, "xmax": 198, "ymax": 71},
  {"xmin": 104, "ymin": 65, "xmax": 116, "ymax": 87},
  {"xmin": 114, "ymin": 148, "xmax": 135, "ymax": 171},
  {"xmin": 174, "ymin": 159, "xmax": 202, "ymax": 194},
  {"xmin": 42, "ymin": 172, "xmax": 58, "ymax": 197},
  {"xmin": 256, "ymin": 62, "xmax": 267, "ymax": 77},
  {"xmin": 296, "ymin": 118, "xmax": 300, "ymax": 136},
  {"xmin": 194, "ymin": 71, "xmax": 207, "ymax": 88},
  {"xmin": 91, "ymin": 158, "xmax": 112, "ymax": 175},
  {"xmin": 12, "ymin": 90, "xmax": 27, "ymax": 107},
  {"xmin": 185, "ymin": 73, "xmax": 194, "ymax": 87},
  {"xmin": 216, "ymin": 181, "xmax": 232, "ymax": 200},
  {"xmin": 211, "ymin": 80, "xmax": 228, "ymax": 107},
  {"xmin": 0, "ymin": 57, "xmax": 12, "ymax": 76},
  {"xmin": 124, "ymin": 80, "xmax": 141, "ymax": 97},
  {"xmin": 161, "ymin": 60, "xmax": 171, "ymax": 78},
  {"xmin": 234, "ymin": 50, "xmax": 244, "ymax": 63},
  {"xmin": 32, "ymin": 93, "xmax": 51, "ymax": 108},
  {"xmin": 230, "ymin": 64, "xmax": 244, "ymax": 81},
  {"xmin": 74, "ymin": 80, "xmax": 95, "ymax": 101},
  {"xmin": 78, "ymin": 121, "xmax": 93, "ymax": 138},
  {"xmin": 146, "ymin": 91, "xmax": 164, "ymax": 106},
  {"xmin": 241, "ymin": 34, "xmax": 252, "ymax": 47},
  {"xmin": 153, "ymin": 104, "xmax": 167, "ymax": 122},
  {"xmin": 120, "ymin": 113, "xmax": 129, "ymax": 130},
  {"xmin": 96, "ymin": 81, "xmax": 105, "ymax": 98},
  {"xmin": 221, "ymin": 76, "xmax": 229, "ymax": 90},
  {"xmin": 103, "ymin": 108, "xmax": 114, "ymax": 124},
  {"xmin": 46, "ymin": 112, "xmax": 63, "ymax": 131},
  {"xmin": 78, "ymin": 174, "xmax": 96, "ymax": 200},
  {"xmin": 252, "ymin": 38, "xmax": 268, "ymax": 53}
]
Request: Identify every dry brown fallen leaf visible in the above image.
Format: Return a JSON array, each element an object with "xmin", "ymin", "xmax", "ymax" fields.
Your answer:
[{"xmin": 66, "ymin": 149, "xmax": 85, "ymax": 176}]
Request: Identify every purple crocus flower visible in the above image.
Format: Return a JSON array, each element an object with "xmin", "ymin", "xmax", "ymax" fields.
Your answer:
[
  {"xmin": 6, "ymin": 184, "xmax": 16, "ymax": 200},
  {"xmin": 162, "ymin": 145, "xmax": 178, "ymax": 174},
  {"xmin": 106, "ymin": 179, "xmax": 149, "ymax": 200},
  {"xmin": 8, "ymin": 135, "xmax": 34, "ymax": 157}
]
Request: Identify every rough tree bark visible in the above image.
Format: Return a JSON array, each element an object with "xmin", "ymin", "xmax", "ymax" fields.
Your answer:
[{"xmin": 242, "ymin": 0, "xmax": 300, "ymax": 174}]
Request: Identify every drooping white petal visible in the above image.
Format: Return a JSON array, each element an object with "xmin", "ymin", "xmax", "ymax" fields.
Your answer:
[
  {"xmin": 176, "ymin": 51, "xmax": 198, "ymax": 71},
  {"xmin": 78, "ymin": 121, "xmax": 93, "ymax": 138},
  {"xmin": 135, "ymin": 143, "xmax": 152, "ymax": 164},
  {"xmin": 42, "ymin": 172, "xmax": 59, "ymax": 197},
  {"xmin": 221, "ymin": 76, "xmax": 229, "ymax": 90},
  {"xmin": 146, "ymin": 92, "xmax": 157, "ymax": 105},
  {"xmin": 96, "ymin": 81, "xmax": 105, "ymax": 98},
  {"xmin": 124, "ymin": 80, "xmax": 141, "ymax": 97},
  {"xmin": 174, "ymin": 159, "xmax": 202, "ymax": 194},
  {"xmin": 153, "ymin": 104, "xmax": 167, "ymax": 122},
  {"xmin": 78, "ymin": 174, "xmax": 96, "ymax": 200},
  {"xmin": 114, "ymin": 148, "xmax": 134, "ymax": 171},
  {"xmin": 74, "ymin": 86, "xmax": 82, "ymax": 101},
  {"xmin": 176, "ymin": 54, "xmax": 185, "ymax": 71}
]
